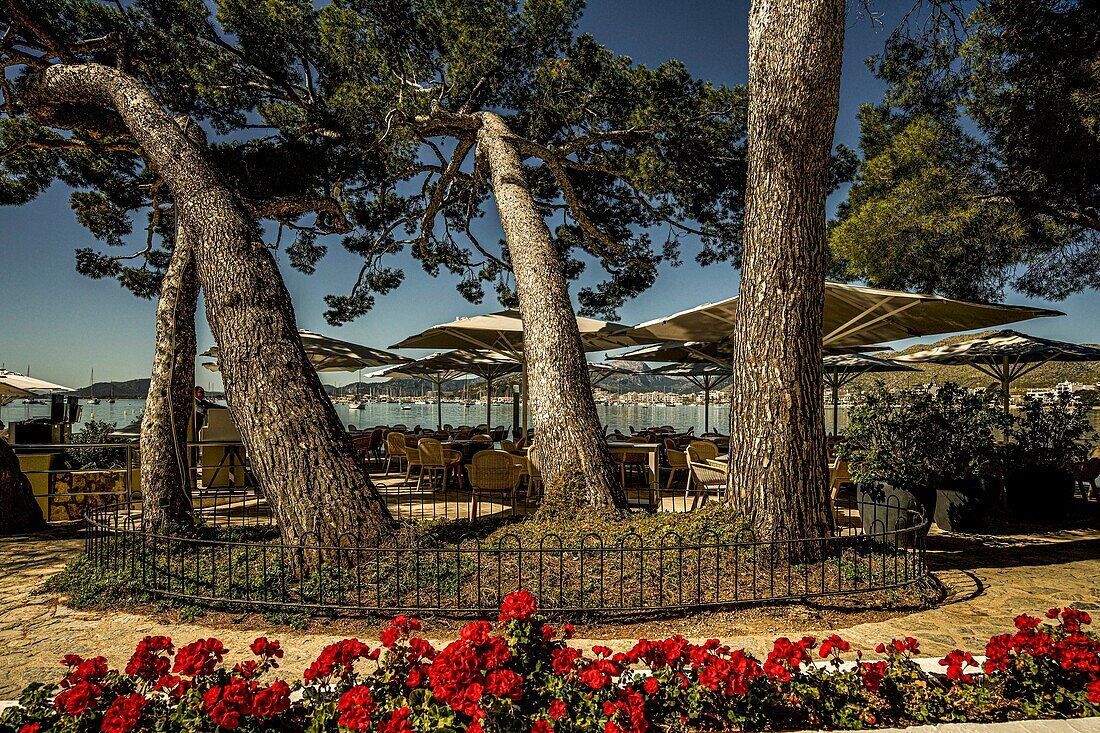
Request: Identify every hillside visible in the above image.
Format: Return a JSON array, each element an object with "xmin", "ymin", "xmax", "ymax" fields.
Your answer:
[
  {"xmin": 72, "ymin": 379, "xmax": 151, "ymax": 399},
  {"xmin": 855, "ymin": 331, "xmax": 1100, "ymax": 392}
]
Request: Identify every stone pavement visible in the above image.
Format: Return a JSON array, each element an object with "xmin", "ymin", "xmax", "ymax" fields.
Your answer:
[{"xmin": 2, "ymin": 526, "xmax": 1100, "ymax": 699}]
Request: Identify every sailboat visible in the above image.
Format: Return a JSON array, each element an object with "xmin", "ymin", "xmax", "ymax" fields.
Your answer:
[
  {"xmin": 86, "ymin": 368, "xmax": 100, "ymax": 404},
  {"xmin": 106, "ymin": 385, "xmax": 116, "ymax": 404}
]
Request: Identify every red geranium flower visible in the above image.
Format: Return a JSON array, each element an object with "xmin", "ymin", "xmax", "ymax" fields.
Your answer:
[
  {"xmin": 859, "ymin": 661, "xmax": 887, "ymax": 693},
  {"xmin": 125, "ymin": 636, "xmax": 174, "ymax": 681},
  {"xmin": 252, "ymin": 680, "xmax": 291, "ymax": 719},
  {"xmin": 532, "ymin": 720, "xmax": 554, "ymax": 733},
  {"xmin": 173, "ymin": 638, "xmax": 227, "ymax": 677},
  {"xmin": 499, "ymin": 589, "xmax": 538, "ymax": 623},
  {"xmin": 249, "ymin": 637, "xmax": 283, "ymax": 660},
  {"xmin": 819, "ymin": 634, "xmax": 850, "ymax": 658},
  {"xmin": 54, "ymin": 681, "xmax": 101, "ymax": 716},
  {"xmin": 548, "ymin": 700, "xmax": 567, "ymax": 720},
  {"xmin": 304, "ymin": 639, "xmax": 372, "ymax": 682},
  {"xmin": 336, "ymin": 685, "xmax": 376, "ymax": 732},
  {"xmin": 101, "ymin": 693, "xmax": 146, "ymax": 733}
]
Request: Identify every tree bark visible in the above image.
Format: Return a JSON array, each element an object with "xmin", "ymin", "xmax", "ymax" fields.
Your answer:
[
  {"xmin": 139, "ymin": 223, "xmax": 198, "ymax": 531},
  {"xmin": 475, "ymin": 112, "xmax": 627, "ymax": 517},
  {"xmin": 25, "ymin": 63, "xmax": 397, "ymax": 554},
  {"xmin": 727, "ymin": 0, "xmax": 845, "ymax": 543},
  {"xmin": 0, "ymin": 437, "xmax": 45, "ymax": 535}
]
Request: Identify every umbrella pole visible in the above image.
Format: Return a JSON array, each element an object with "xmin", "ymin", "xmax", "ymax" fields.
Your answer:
[
  {"xmin": 704, "ymin": 385, "xmax": 711, "ymax": 433},
  {"xmin": 832, "ymin": 381, "xmax": 840, "ymax": 437},
  {"xmin": 1001, "ymin": 356, "xmax": 1011, "ymax": 414},
  {"xmin": 486, "ymin": 375, "xmax": 493, "ymax": 428},
  {"xmin": 436, "ymin": 381, "xmax": 443, "ymax": 432}
]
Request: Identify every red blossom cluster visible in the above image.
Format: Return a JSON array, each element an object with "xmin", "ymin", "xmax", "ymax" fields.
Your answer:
[
  {"xmin": 53, "ymin": 654, "xmax": 109, "ymax": 716},
  {"xmin": 498, "ymin": 588, "xmax": 538, "ymax": 623},
  {"xmin": 10, "ymin": 592, "xmax": 1100, "ymax": 733},
  {"xmin": 172, "ymin": 638, "xmax": 227, "ymax": 677},
  {"xmin": 763, "ymin": 636, "xmax": 815, "ymax": 683},
  {"xmin": 426, "ymin": 619, "xmax": 516, "ymax": 726},
  {"xmin": 982, "ymin": 608, "xmax": 1100, "ymax": 702},
  {"xmin": 100, "ymin": 693, "xmax": 145, "ymax": 733},
  {"xmin": 304, "ymin": 639, "xmax": 378, "ymax": 682}
]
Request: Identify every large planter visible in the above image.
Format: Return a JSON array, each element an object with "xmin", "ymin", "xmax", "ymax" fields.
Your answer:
[
  {"xmin": 857, "ymin": 482, "xmax": 931, "ymax": 548},
  {"xmin": 933, "ymin": 476, "xmax": 995, "ymax": 533},
  {"xmin": 1005, "ymin": 464, "xmax": 1075, "ymax": 523}
]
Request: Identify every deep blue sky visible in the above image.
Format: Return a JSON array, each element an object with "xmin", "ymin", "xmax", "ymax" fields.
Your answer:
[{"xmin": 2, "ymin": 0, "xmax": 1098, "ymax": 389}]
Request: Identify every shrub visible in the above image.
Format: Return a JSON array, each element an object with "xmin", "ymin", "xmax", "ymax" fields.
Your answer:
[
  {"xmin": 64, "ymin": 421, "xmax": 129, "ymax": 470},
  {"xmin": 838, "ymin": 382, "xmax": 1007, "ymax": 501},
  {"xmin": 1002, "ymin": 394, "xmax": 1095, "ymax": 471},
  {"xmin": 1, "ymin": 594, "xmax": 1098, "ymax": 732}
]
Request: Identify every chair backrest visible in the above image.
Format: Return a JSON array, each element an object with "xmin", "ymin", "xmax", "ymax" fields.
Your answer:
[
  {"xmin": 1078, "ymin": 457, "xmax": 1100, "ymax": 481},
  {"xmin": 443, "ymin": 424, "xmax": 453, "ymax": 432},
  {"xmin": 526, "ymin": 445, "xmax": 542, "ymax": 480},
  {"xmin": 515, "ymin": 436, "xmax": 528, "ymax": 450},
  {"xmin": 663, "ymin": 438, "xmax": 677, "ymax": 450},
  {"xmin": 351, "ymin": 434, "xmax": 373, "ymax": 451},
  {"xmin": 688, "ymin": 458, "xmax": 727, "ymax": 489},
  {"xmin": 455, "ymin": 429, "xmax": 472, "ymax": 440},
  {"xmin": 472, "ymin": 433, "xmax": 493, "ymax": 442},
  {"xmin": 417, "ymin": 438, "xmax": 444, "ymax": 467},
  {"xmin": 348, "ymin": 424, "xmax": 358, "ymax": 432},
  {"xmin": 501, "ymin": 439, "xmax": 515, "ymax": 453},
  {"xmin": 367, "ymin": 428, "xmax": 385, "ymax": 450},
  {"xmin": 391, "ymin": 424, "xmax": 407, "ymax": 432},
  {"xmin": 1090, "ymin": 446, "xmax": 1100, "ymax": 461},
  {"xmin": 385, "ymin": 431, "xmax": 406, "ymax": 455},
  {"xmin": 666, "ymin": 446, "xmax": 688, "ymax": 468},
  {"xmin": 468, "ymin": 450, "xmax": 519, "ymax": 491},
  {"xmin": 829, "ymin": 460, "xmax": 851, "ymax": 484},
  {"xmin": 687, "ymin": 440, "xmax": 719, "ymax": 463}
]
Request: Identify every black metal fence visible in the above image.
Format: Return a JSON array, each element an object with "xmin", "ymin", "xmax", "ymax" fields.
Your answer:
[{"xmin": 84, "ymin": 494, "xmax": 930, "ymax": 617}]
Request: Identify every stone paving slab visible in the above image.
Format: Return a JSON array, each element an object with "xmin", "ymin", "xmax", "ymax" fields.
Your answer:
[{"xmin": 2, "ymin": 526, "xmax": 1100, "ymax": 698}]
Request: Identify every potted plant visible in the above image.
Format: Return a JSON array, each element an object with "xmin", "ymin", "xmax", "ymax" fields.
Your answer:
[
  {"xmin": 838, "ymin": 382, "xmax": 1005, "ymax": 535},
  {"xmin": 1001, "ymin": 394, "xmax": 1095, "ymax": 522}
]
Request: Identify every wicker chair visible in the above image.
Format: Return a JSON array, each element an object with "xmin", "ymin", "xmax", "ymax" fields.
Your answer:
[
  {"xmin": 829, "ymin": 459, "xmax": 853, "ymax": 506},
  {"xmin": 416, "ymin": 438, "xmax": 460, "ymax": 491},
  {"xmin": 687, "ymin": 457, "xmax": 726, "ymax": 510},
  {"xmin": 364, "ymin": 428, "xmax": 385, "ymax": 465},
  {"xmin": 384, "ymin": 431, "xmax": 407, "ymax": 476},
  {"xmin": 501, "ymin": 439, "xmax": 516, "ymax": 453},
  {"xmin": 404, "ymin": 438, "xmax": 424, "ymax": 487},
  {"xmin": 1075, "ymin": 457, "xmax": 1100, "ymax": 501},
  {"xmin": 663, "ymin": 438, "xmax": 689, "ymax": 490},
  {"xmin": 525, "ymin": 445, "xmax": 543, "ymax": 501},
  {"xmin": 613, "ymin": 436, "xmax": 650, "ymax": 489},
  {"xmin": 471, "ymin": 433, "xmax": 493, "ymax": 442},
  {"xmin": 467, "ymin": 450, "xmax": 520, "ymax": 518}
]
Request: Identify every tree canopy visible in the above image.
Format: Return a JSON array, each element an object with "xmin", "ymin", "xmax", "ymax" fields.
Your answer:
[
  {"xmin": 830, "ymin": 0, "xmax": 1100, "ymax": 302},
  {"xmin": 3, "ymin": 0, "xmax": 751, "ymax": 321}
]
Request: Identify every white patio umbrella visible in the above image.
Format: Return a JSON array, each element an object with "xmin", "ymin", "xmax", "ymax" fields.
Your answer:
[
  {"xmin": 630, "ymin": 282, "xmax": 1063, "ymax": 349},
  {"xmin": 892, "ymin": 330, "xmax": 1100, "ymax": 412},
  {"xmin": 822, "ymin": 354, "xmax": 918, "ymax": 435},
  {"xmin": 647, "ymin": 362, "xmax": 732, "ymax": 433},
  {"xmin": 391, "ymin": 310, "xmax": 656, "ymax": 432},
  {"xmin": 369, "ymin": 350, "xmax": 520, "ymax": 430},
  {"xmin": 0, "ymin": 369, "xmax": 74, "ymax": 393},
  {"xmin": 201, "ymin": 330, "xmax": 409, "ymax": 372},
  {"xmin": 0, "ymin": 379, "xmax": 36, "ymax": 407}
]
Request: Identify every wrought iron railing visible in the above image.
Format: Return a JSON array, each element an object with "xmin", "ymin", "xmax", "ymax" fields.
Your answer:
[{"xmin": 83, "ymin": 494, "xmax": 930, "ymax": 618}]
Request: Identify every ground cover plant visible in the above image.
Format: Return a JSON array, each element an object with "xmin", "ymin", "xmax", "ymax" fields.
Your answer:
[
  {"xmin": 2, "ymin": 593, "xmax": 1099, "ymax": 732},
  {"xmin": 53, "ymin": 505, "xmax": 933, "ymax": 618}
]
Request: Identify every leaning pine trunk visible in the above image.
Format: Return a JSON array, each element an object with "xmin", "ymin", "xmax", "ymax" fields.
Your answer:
[
  {"xmin": 476, "ymin": 112, "xmax": 627, "ymax": 517},
  {"xmin": 727, "ymin": 0, "xmax": 844, "ymax": 543},
  {"xmin": 25, "ymin": 63, "xmax": 398, "ymax": 557},
  {"xmin": 139, "ymin": 222, "xmax": 198, "ymax": 530}
]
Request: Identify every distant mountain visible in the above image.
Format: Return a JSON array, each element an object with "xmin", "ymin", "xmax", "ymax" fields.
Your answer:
[
  {"xmin": 72, "ymin": 379, "xmax": 151, "ymax": 399},
  {"xmin": 857, "ymin": 331, "xmax": 1100, "ymax": 392}
]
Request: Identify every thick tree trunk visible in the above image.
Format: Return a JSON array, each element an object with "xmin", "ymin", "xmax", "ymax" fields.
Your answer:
[
  {"xmin": 727, "ymin": 0, "xmax": 845, "ymax": 543},
  {"xmin": 0, "ymin": 437, "xmax": 45, "ymax": 535},
  {"xmin": 139, "ymin": 224, "xmax": 198, "ymax": 531},
  {"xmin": 25, "ymin": 63, "xmax": 397, "ymax": 554},
  {"xmin": 475, "ymin": 112, "xmax": 627, "ymax": 517}
]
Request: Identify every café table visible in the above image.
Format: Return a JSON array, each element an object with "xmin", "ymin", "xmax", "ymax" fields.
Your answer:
[{"xmin": 607, "ymin": 441, "xmax": 660, "ymax": 509}]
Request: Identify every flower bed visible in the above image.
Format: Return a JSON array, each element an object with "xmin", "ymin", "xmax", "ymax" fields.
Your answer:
[{"xmin": 2, "ymin": 595, "xmax": 1098, "ymax": 733}]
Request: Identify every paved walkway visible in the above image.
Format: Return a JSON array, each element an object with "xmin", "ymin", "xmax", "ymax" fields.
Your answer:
[{"xmin": 2, "ymin": 526, "xmax": 1099, "ymax": 698}]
